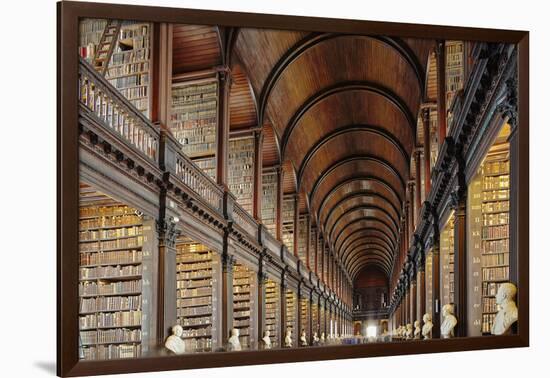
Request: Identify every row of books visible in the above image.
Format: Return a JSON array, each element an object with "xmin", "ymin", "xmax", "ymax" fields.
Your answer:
[
  {"xmin": 193, "ymin": 157, "xmax": 216, "ymax": 179},
  {"xmin": 110, "ymin": 48, "xmax": 150, "ymax": 65},
  {"xmin": 80, "ymin": 264, "xmax": 142, "ymax": 280},
  {"xmin": 297, "ymin": 218, "xmax": 308, "ymax": 263},
  {"xmin": 482, "ymin": 297, "xmax": 497, "ymax": 313},
  {"xmin": 483, "ymin": 212, "xmax": 509, "ymax": 226},
  {"xmin": 482, "ymin": 225, "xmax": 509, "ymax": 239},
  {"xmin": 81, "ymin": 344, "xmax": 141, "ymax": 360},
  {"xmin": 482, "ymin": 282, "xmax": 504, "ymax": 297},
  {"xmin": 119, "ymin": 24, "xmax": 149, "ymax": 39},
  {"xmin": 483, "ymin": 175, "xmax": 510, "ymax": 190},
  {"xmin": 80, "ymin": 250, "xmax": 143, "ymax": 266},
  {"xmin": 481, "ymin": 252, "xmax": 510, "ymax": 267},
  {"xmin": 80, "ymin": 215, "xmax": 142, "ymax": 229},
  {"xmin": 180, "ymin": 316, "xmax": 211, "ymax": 327},
  {"xmin": 482, "ymin": 267, "xmax": 510, "ymax": 281},
  {"xmin": 80, "ymin": 205, "xmax": 137, "ymax": 218},
  {"xmin": 80, "ymin": 310, "xmax": 142, "ymax": 329},
  {"xmin": 80, "ymin": 328, "xmax": 142, "ymax": 345},
  {"xmin": 176, "ymin": 261, "xmax": 211, "ymax": 271},
  {"xmin": 176, "ymin": 268, "xmax": 212, "ymax": 279},
  {"xmin": 80, "ymin": 295, "xmax": 142, "ymax": 313},
  {"xmin": 177, "ymin": 287, "xmax": 212, "ymax": 298},
  {"xmin": 233, "ymin": 319, "xmax": 250, "ymax": 327},
  {"xmin": 234, "ymin": 293, "xmax": 250, "ymax": 301},
  {"xmin": 481, "ymin": 313, "xmax": 496, "ymax": 334},
  {"xmin": 177, "ymin": 251, "xmax": 212, "ymax": 262},
  {"xmin": 482, "ymin": 239, "xmax": 509, "ymax": 254},
  {"xmin": 482, "ymin": 200, "xmax": 509, "ymax": 213},
  {"xmin": 177, "ymin": 278, "xmax": 211, "ymax": 289},
  {"xmin": 178, "ymin": 304, "xmax": 212, "ymax": 318},
  {"xmin": 182, "ymin": 326, "xmax": 212, "ymax": 338},
  {"xmin": 234, "ymin": 278, "xmax": 251, "ymax": 287},
  {"xmin": 79, "ymin": 226, "xmax": 143, "ymax": 241},
  {"xmin": 171, "ymin": 82, "xmax": 217, "ymax": 98},
  {"xmin": 172, "ymin": 100, "xmax": 218, "ymax": 114},
  {"xmin": 79, "ymin": 236, "xmax": 143, "ymax": 252},
  {"xmin": 106, "ymin": 62, "xmax": 149, "ymax": 77},
  {"xmin": 261, "ymin": 172, "xmax": 277, "ymax": 232},
  {"xmin": 482, "ymin": 189, "xmax": 509, "ymax": 202},
  {"xmin": 177, "ymin": 296, "xmax": 211, "ymax": 307},
  {"xmin": 117, "ymin": 86, "xmax": 148, "ymax": 101},
  {"xmin": 79, "ymin": 280, "xmax": 142, "ymax": 296},
  {"xmin": 107, "ymin": 73, "xmax": 149, "ymax": 88},
  {"xmin": 482, "ymin": 160, "xmax": 510, "ymax": 176}
]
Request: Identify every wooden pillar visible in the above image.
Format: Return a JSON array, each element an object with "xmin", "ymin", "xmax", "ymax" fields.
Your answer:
[
  {"xmin": 305, "ymin": 214, "xmax": 311, "ymax": 269},
  {"xmin": 417, "ymin": 262, "xmax": 426, "ymax": 325},
  {"xmin": 422, "ymin": 107, "xmax": 431, "ymax": 197},
  {"xmin": 280, "ymin": 274, "xmax": 287, "ymax": 347},
  {"xmin": 216, "ymin": 68, "xmax": 232, "ymax": 186},
  {"xmin": 221, "ymin": 251, "xmax": 235, "ymax": 342},
  {"xmin": 252, "ymin": 130, "xmax": 264, "ymax": 220},
  {"xmin": 257, "ymin": 257, "xmax": 267, "ymax": 344},
  {"xmin": 293, "ymin": 194, "xmax": 299, "ymax": 257},
  {"xmin": 414, "ymin": 150, "xmax": 422, "ymax": 222},
  {"xmin": 314, "ymin": 228, "xmax": 319, "ymax": 275},
  {"xmin": 408, "ymin": 182, "xmax": 415, "ymax": 235},
  {"xmin": 411, "ymin": 277, "xmax": 417, "ymax": 324},
  {"xmin": 454, "ymin": 198, "xmax": 467, "ymax": 337},
  {"xmin": 436, "ymin": 40, "xmax": 447, "ymax": 146},
  {"xmin": 275, "ymin": 167, "xmax": 283, "ymax": 241},
  {"xmin": 151, "ymin": 23, "xmax": 172, "ymax": 126},
  {"xmin": 431, "ymin": 239, "xmax": 441, "ymax": 338}
]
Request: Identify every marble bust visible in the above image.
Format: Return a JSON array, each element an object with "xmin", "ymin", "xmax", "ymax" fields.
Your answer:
[
  {"xmin": 440, "ymin": 304, "xmax": 457, "ymax": 339},
  {"xmin": 228, "ymin": 328, "xmax": 242, "ymax": 351},
  {"xmin": 491, "ymin": 282, "xmax": 518, "ymax": 335},
  {"xmin": 165, "ymin": 324, "xmax": 186, "ymax": 355},
  {"xmin": 312, "ymin": 332, "xmax": 320, "ymax": 345},
  {"xmin": 414, "ymin": 320, "xmax": 421, "ymax": 339},
  {"xmin": 262, "ymin": 330, "xmax": 272, "ymax": 349},
  {"xmin": 422, "ymin": 313, "xmax": 433, "ymax": 339},
  {"xmin": 284, "ymin": 329, "xmax": 293, "ymax": 348},
  {"xmin": 405, "ymin": 323, "xmax": 413, "ymax": 339},
  {"xmin": 300, "ymin": 330, "xmax": 308, "ymax": 346}
]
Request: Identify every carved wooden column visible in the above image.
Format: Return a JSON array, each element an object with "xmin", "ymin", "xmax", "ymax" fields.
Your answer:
[
  {"xmin": 410, "ymin": 273, "xmax": 417, "ymax": 324},
  {"xmin": 280, "ymin": 271, "xmax": 288, "ymax": 347},
  {"xmin": 275, "ymin": 167, "xmax": 283, "ymax": 241},
  {"xmin": 216, "ymin": 68, "xmax": 232, "ymax": 186},
  {"xmin": 253, "ymin": 130, "xmax": 264, "ymax": 221},
  {"xmin": 151, "ymin": 23, "xmax": 172, "ymax": 126},
  {"xmin": 221, "ymin": 232, "xmax": 235, "ymax": 343},
  {"xmin": 408, "ymin": 181, "xmax": 415, "ymax": 235},
  {"xmin": 417, "ymin": 251, "xmax": 426, "ymax": 324},
  {"xmin": 293, "ymin": 194, "xmax": 299, "ymax": 257},
  {"xmin": 305, "ymin": 214, "xmax": 311, "ymax": 269},
  {"xmin": 155, "ymin": 217, "xmax": 179, "ymax": 344},
  {"xmin": 422, "ymin": 107, "xmax": 431, "ymax": 197},
  {"xmin": 414, "ymin": 150, "xmax": 422, "ymax": 223},
  {"xmin": 431, "ymin": 235, "xmax": 441, "ymax": 338},
  {"xmin": 257, "ymin": 251, "xmax": 267, "ymax": 343},
  {"xmin": 436, "ymin": 40, "xmax": 447, "ymax": 146}
]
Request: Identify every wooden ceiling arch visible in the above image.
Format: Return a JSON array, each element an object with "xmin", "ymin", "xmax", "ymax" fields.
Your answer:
[
  {"xmin": 345, "ymin": 247, "xmax": 393, "ymax": 274},
  {"xmin": 342, "ymin": 240, "xmax": 393, "ymax": 267},
  {"xmin": 340, "ymin": 232, "xmax": 396, "ymax": 265},
  {"xmin": 326, "ymin": 206, "xmax": 398, "ymax": 245},
  {"xmin": 349, "ymin": 256, "xmax": 392, "ymax": 280},
  {"xmin": 336, "ymin": 227, "xmax": 396, "ymax": 260},
  {"xmin": 332, "ymin": 217, "xmax": 397, "ymax": 254},
  {"xmin": 321, "ymin": 193, "xmax": 400, "ymax": 237}
]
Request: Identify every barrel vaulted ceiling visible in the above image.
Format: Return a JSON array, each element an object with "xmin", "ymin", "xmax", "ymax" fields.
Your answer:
[{"xmin": 227, "ymin": 28, "xmax": 436, "ymax": 283}]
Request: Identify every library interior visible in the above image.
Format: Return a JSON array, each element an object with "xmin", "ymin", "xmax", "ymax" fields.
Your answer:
[{"xmin": 76, "ymin": 19, "xmax": 520, "ymax": 360}]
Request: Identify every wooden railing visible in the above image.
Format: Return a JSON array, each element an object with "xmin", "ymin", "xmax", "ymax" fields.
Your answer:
[
  {"xmin": 174, "ymin": 151, "xmax": 224, "ymax": 213},
  {"xmin": 232, "ymin": 202, "xmax": 259, "ymax": 240},
  {"xmin": 78, "ymin": 58, "xmax": 159, "ymax": 162}
]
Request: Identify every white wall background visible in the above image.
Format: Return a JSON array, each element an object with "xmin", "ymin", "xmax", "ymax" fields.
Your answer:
[{"xmin": 0, "ymin": 0, "xmax": 546, "ymax": 376}]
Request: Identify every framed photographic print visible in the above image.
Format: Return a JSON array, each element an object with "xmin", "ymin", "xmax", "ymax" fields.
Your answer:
[{"xmin": 57, "ymin": 1, "xmax": 529, "ymax": 376}]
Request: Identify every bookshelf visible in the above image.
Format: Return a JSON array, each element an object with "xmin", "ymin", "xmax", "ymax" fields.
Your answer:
[
  {"xmin": 320, "ymin": 303, "xmax": 326, "ymax": 336},
  {"xmin": 317, "ymin": 237, "xmax": 323, "ymax": 276},
  {"xmin": 297, "ymin": 216, "xmax": 307, "ymax": 264},
  {"xmin": 468, "ymin": 124, "xmax": 511, "ymax": 335},
  {"xmin": 285, "ymin": 290, "xmax": 298, "ymax": 345},
  {"xmin": 170, "ymin": 79, "xmax": 218, "ymax": 180},
  {"xmin": 309, "ymin": 228, "xmax": 316, "ymax": 271},
  {"xmin": 233, "ymin": 263, "xmax": 255, "ymax": 349},
  {"xmin": 264, "ymin": 280, "xmax": 280, "ymax": 348},
  {"xmin": 282, "ymin": 196, "xmax": 295, "ymax": 252},
  {"xmin": 104, "ymin": 21, "xmax": 152, "ymax": 118},
  {"xmin": 176, "ymin": 237, "xmax": 220, "ymax": 352},
  {"xmin": 440, "ymin": 213, "xmax": 455, "ymax": 309},
  {"xmin": 425, "ymin": 249, "xmax": 433, "ymax": 318},
  {"xmin": 429, "ymin": 107, "xmax": 439, "ymax": 171},
  {"xmin": 311, "ymin": 301, "xmax": 319, "ymax": 337},
  {"xmin": 78, "ymin": 19, "xmax": 108, "ymax": 63},
  {"xmin": 261, "ymin": 170, "xmax": 278, "ymax": 236},
  {"xmin": 228, "ymin": 136, "xmax": 255, "ymax": 214},
  {"xmin": 79, "ymin": 203, "xmax": 145, "ymax": 360},
  {"xmin": 300, "ymin": 297, "xmax": 310, "ymax": 340},
  {"xmin": 446, "ymin": 41, "xmax": 464, "ymax": 114}
]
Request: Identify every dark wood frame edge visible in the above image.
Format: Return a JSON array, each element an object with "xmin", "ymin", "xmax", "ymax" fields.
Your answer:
[{"xmin": 57, "ymin": 1, "xmax": 530, "ymax": 376}]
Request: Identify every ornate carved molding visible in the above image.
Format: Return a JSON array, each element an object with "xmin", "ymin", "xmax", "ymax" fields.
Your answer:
[
  {"xmin": 496, "ymin": 74, "xmax": 518, "ymax": 132},
  {"xmin": 156, "ymin": 218, "xmax": 180, "ymax": 248}
]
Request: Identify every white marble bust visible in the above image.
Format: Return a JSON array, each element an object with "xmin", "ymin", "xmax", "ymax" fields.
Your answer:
[
  {"xmin": 320, "ymin": 332, "xmax": 326, "ymax": 344},
  {"xmin": 422, "ymin": 313, "xmax": 433, "ymax": 340},
  {"xmin": 312, "ymin": 332, "xmax": 320, "ymax": 345},
  {"xmin": 228, "ymin": 328, "xmax": 242, "ymax": 351},
  {"xmin": 262, "ymin": 330, "xmax": 272, "ymax": 349},
  {"xmin": 284, "ymin": 329, "xmax": 293, "ymax": 348},
  {"xmin": 491, "ymin": 282, "xmax": 518, "ymax": 335},
  {"xmin": 414, "ymin": 320, "xmax": 421, "ymax": 339},
  {"xmin": 300, "ymin": 330, "xmax": 308, "ymax": 346},
  {"xmin": 405, "ymin": 323, "xmax": 413, "ymax": 339},
  {"xmin": 165, "ymin": 324, "xmax": 186, "ymax": 355},
  {"xmin": 441, "ymin": 304, "xmax": 457, "ymax": 339}
]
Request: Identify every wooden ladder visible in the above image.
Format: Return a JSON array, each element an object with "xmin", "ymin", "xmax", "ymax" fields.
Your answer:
[{"xmin": 92, "ymin": 20, "xmax": 122, "ymax": 76}]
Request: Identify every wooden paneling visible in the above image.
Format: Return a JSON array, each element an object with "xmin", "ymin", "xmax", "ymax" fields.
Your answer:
[
  {"xmin": 425, "ymin": 52, "xmax": 438, "ymax": 101},
  {"xmin": 261, "ymin": 123, "xmax": 279, "ymax": 167},
  {"xmin": 172, "ymin": 24, "xmax": 222, "ymax": 74},
  {"xmin": 282, "ymin": 160, "xmax": 296, "ymax": 194},
  {"xmin": 229, "ymin": 65, "xmax": 257, "ymax": 129}
]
